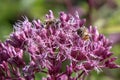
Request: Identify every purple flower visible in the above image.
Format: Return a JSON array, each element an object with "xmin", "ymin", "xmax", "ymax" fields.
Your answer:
[
  {"xmin": 0, "ymin": 42, "xmax": 25, "ymax": 79},
  {"xmin": 0, "ymin": 10, "xmax": 119, "ymax": 80}
]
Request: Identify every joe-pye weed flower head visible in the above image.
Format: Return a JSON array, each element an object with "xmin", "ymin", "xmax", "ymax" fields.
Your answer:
[{"xmin": 0, "ymin": 10, "xmax": 119, "ymax": 80}]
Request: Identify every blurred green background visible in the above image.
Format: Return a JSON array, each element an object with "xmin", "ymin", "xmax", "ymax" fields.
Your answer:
[{"xmin": 0, "ymin": 0, "xmax": 120, "ymax": 80}]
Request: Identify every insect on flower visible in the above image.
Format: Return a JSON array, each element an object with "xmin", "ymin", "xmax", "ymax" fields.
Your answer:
[
  {"xmin": 77, "ymin": 26, "xmax": 90, "ymax": 40},
  {"xmin": 44, "ymin": 18, "xmax": 60, "ymax": 28},
  {"xmin": 45, "ymin": 19, "xmax": 55, "ymax": 26}
]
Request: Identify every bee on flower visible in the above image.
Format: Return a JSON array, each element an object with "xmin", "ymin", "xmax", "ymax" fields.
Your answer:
[
  {"xmin": 44, "ymin": 19, "xmax": 60, "ymax": 28},
  {"xmin": 77, "ymin": 26, "xmax": 91, "ymax": 41}
]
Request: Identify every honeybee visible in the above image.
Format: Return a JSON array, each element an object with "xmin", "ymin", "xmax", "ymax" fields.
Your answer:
[
  {"xmin": 77, "ymin": 26, "xmax": 90, "ymax": 40},
  {"xmin": 45, "ymin": 19, "xmax": 60, "ymax": 28}
]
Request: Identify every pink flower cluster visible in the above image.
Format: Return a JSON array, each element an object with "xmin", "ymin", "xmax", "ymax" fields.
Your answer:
[{"xmin": 0, "ymin": 10, "xmax": 119, "ymax": 80}]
